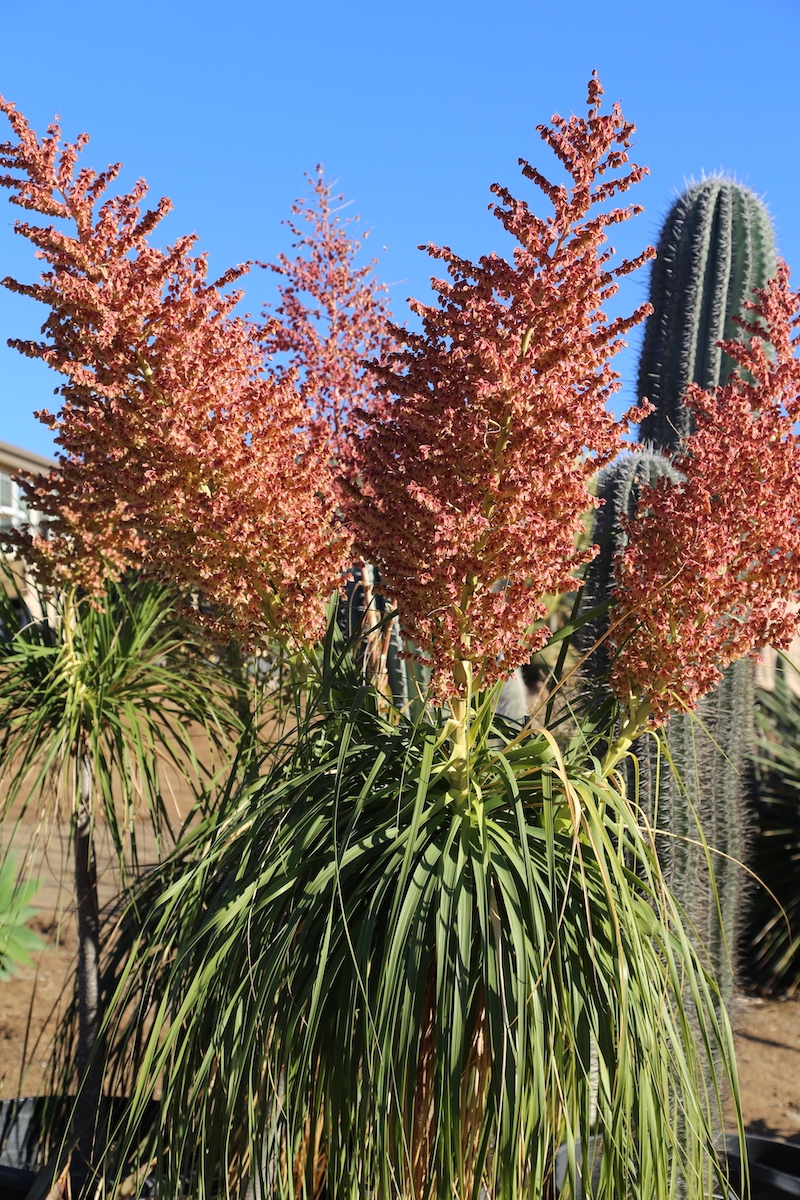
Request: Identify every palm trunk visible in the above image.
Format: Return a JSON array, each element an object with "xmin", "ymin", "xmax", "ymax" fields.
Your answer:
[{"xmin": 71, "ymin": 748, "xmax": 103, "ymax": 1197}]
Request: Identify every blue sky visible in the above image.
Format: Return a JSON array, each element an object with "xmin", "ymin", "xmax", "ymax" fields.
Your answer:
[{"xmin": 0, "ymin": 0, "xmax": 797, "ymax": 459}]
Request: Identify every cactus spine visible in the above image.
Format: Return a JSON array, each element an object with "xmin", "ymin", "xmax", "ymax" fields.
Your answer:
[{"xmin": 587, "ymin": 178, "xmax": 776, "ymax": 1009}]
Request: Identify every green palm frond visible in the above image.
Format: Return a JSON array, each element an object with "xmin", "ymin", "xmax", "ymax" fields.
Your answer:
[{"xmin": 0, "ymin": 563, "xmax": 250, "ymax": 1189}]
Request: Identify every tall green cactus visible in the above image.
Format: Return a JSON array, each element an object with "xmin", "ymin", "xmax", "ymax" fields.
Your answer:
[
  {"xmin": 638, "ymin": 176, "xmax": 777, "ymax": 450},
  {"xmin": 584, "ymin": 452, "xmax": 682, "ymax": 859},
  {"xmin": 637, "ymin": 178, "xmax": 775, "ymax": 1004},
  {"xmin": 583, "ymin": 451, "xmax": 681, "ymax": 679},
  {"xmin": 660, "ymin": 671, "xmax": 755, "ymax": 998},
  {"xmin": 586, "ymin": 453, "xmax": 754, "ymax": 1016},
  {"xmin": 583, "ymin": 452, "xmax": 751, "ymax": 1161},
  {"xmin": 585, "ymin": 178, "xmax": 776, "ymax": 1010}
]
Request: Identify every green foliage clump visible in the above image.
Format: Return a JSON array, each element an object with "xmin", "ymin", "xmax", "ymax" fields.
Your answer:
[
  {"xmin": 0, "ymin": 855, "xmax": 43, "ymax": 981},
  {"xmin": 89, "ymin": 629, "xmax": 738, "ymax": 1200}
]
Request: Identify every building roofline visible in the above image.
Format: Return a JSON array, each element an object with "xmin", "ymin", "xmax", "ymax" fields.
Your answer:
[{"xmin": 0, "ymin": 439, "xmax": 56, "ymax": 472}]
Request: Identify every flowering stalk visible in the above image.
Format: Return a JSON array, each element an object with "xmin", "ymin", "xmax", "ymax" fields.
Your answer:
[
  {"xmin": 609, "ymin": 261, "xmax": 800, "ymax": 722},
  {"xmin": 599, "ymin": 697, "xmax": 653, "ymax": 777},
  {"xmin": 261, "ymin": 169, "xmax": 407, "ymax": 709},
  {"xmin": 262, "ymin": 165, "xmax": 396, "ymax": 469},
  {"xmin": 0, "ymin": 100, "xmax": 350, "ymax": 650},
  {"xmin": 344, "ymin": 74, "xmax": 654, "ymax": 729}
]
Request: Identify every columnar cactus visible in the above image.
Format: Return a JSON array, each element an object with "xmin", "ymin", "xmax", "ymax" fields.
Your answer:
[
  {"xmin": 585, "ymin": 178, "xmax": 776, "ymax": 1008},
  {"xmin": 586, "ymin": 454, "xmax": 754, "ymax": 1011},
  {"xmin": 638, "ymin": 177, "xmax": 777, "ymax": 450},
  {"xmin": 584, "ymin": 452, "xmax": 680, "ymax": 847},
  {"xmin": 583, "ymin": 451, "xmax": 681, "ymax": 680},
  {"xmin": 659, "ymin": 667, "xmax": 754, "ymax": 1002}
]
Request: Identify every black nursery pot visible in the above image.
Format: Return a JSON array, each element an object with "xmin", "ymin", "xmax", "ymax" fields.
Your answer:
[
  {"xmin": 0, "ymin": 1098, "xmax": 69, "ymax": 1200},
  {"xmin": 725, "ymin": 1134, "xmax": 800, "ymax": 1198},
  {"xmin": 549, "ymin": 1134, "xmax": 800, "ymax": 1198},
  {"xmin": 0, "ymin": 1097, "xmax": 160, "ymax": 1200},
  {"xmin": 0, "ymin": 1162, "xmax": 35, "ymax": 1200}
]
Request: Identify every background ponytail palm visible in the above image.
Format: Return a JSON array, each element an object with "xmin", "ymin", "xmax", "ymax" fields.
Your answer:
[
  {"xmin": 0, "ymin": 566, "xmax": 241, "ymax": 1186},
  {"xmin": 0, "ymin": 570, "xmax": 238, "ymax": 863}
]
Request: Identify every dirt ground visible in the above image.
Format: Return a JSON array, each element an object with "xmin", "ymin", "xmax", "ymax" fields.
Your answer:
[
  {"xmin": 0, "ymin": 761, "xmax": 196, "ymax": 1098},
  {"xmin": 731, "ymin": 992, "xmax": 800, "ymax": 1142},
  {"xmin": 2, "ymin": 823, "xmax": 800, "ymax": 1143},
  {"xmin": 0, "ymin": 817, "xmax": 157, "ymax": 1098}
]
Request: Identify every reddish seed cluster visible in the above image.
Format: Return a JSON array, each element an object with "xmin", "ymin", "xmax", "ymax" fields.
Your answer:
[
  {"xmin": 261, "ymin": 166, "xmax": 396, "ymax": 473},
  {"xmin": 0, "ymin": 99, "xmax": 350, "ymax": 649},
  {"xmin": 609, "ymin": 262, "xmax": 800, "ymax": 721},
  {"xmin": 344, "ymin": 74, "xmax": 653, "ymax": 701},
  {"xmin": 10, "ymin": 80, "xmax": 797, "ymax": 721}
]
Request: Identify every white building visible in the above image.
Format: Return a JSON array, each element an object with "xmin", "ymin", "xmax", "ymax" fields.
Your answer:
[
  {"xmin": 0, "ymin": 439, "xmax": 55, "ymax": 615},
  {"xmin": 0, "ymin": 438, "xmax": 54, "ymax": 537}
]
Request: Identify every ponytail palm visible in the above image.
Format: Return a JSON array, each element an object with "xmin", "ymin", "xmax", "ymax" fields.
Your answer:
[
  {"xmin": 0, "ymin": 73, "xmax": 764, "ymax": 1200},
  {"xmin": 99, "ymin": 651, "xmax": 739, "ymax": 1200},
  {"xmin": 0, "ymin": 567, "xmax": 241, "ymax": 1185},
  {"xmin": 0, "ymin": 570, "xmax": 239, "ymax": 864}
]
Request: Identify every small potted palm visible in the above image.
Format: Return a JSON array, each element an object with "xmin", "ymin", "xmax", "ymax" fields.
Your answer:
[{"xmin": 0, "ymin": 567, "xmax": 242, "ymax": 1194}]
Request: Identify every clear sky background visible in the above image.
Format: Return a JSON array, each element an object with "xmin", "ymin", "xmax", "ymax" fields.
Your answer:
[{"xmin": 0, "ymin": 0, "xmax": 797, "ymax": 459}]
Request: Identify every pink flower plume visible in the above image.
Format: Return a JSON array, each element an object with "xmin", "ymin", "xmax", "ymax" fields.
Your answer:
[
  {"xmin": 610, "ymin": 261, "xmax": 800, "ymax": 721},
  {"xmin": 343, "ymin": 74, "xmax": 654, "ymax": 702},
  {"xmin": 0, "ymin": 97, "xmax": 351, "ymax": 649}
]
